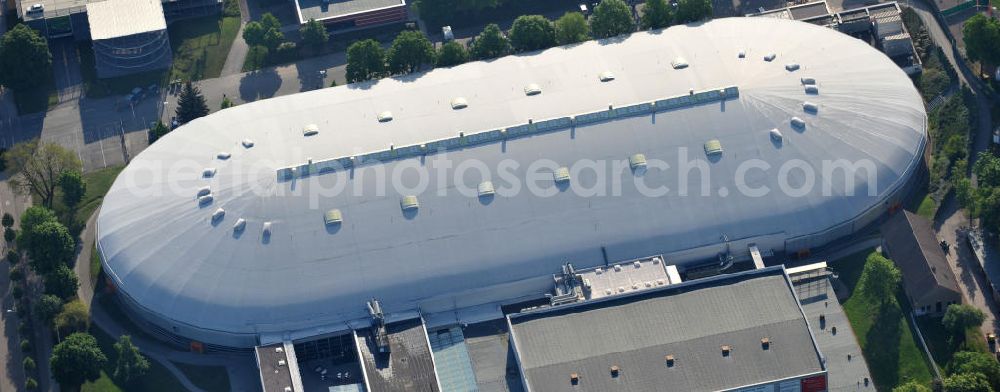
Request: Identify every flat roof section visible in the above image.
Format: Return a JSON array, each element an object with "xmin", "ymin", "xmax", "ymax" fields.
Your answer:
[
  {"xmin": 509, "ymin": 268, "xmax": 825, "ymax": 392},
  {"xmin": 256, "ymin": 343, "xmax": 295, "ymax": 392},
  {"xmin": 86, "ymin": 0, "xmax": 167, "ymax": 40},
  {"xmin": 356, "ymin": 318, "xmax": 440, "ymax": 392},
  {"xmin": 296, "ymin": 0, "xmax": 404, "ymax": 22},
  {"xmin": 464, "ymin": 320, "xmax": 524, "ymax": 392},
  {"xmin": 797, "ymin": 279, "xmax": 873, "ymax": 391}
]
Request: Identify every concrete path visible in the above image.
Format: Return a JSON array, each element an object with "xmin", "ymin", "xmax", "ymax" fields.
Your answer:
[
  {"xmin": 220, "ymin": 0, "xmax": 252, "ymax": 78},
  {"xmin": 935, "ymin": 196, "xmax": 999, "ymax": 339}
]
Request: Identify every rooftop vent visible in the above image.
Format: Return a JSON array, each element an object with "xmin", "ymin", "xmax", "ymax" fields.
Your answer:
[
  {"xmin": 233, "ymin": 218, "xmax": 246, "ymax": 233},
  {"xmin": 451, "ymin": 97, "xmax": 468, "ymax": 109},
  {"xmin": 704, "ymin": 139, "xmax": 723, "ymax": 155},
  {"xmin": 400, "ymin": 195, "xmax": 419, "ymax": 211},
  {"xmin": 769, "ymin": 128, "xmax": 783, "ymax": 142},
  {"xmin": 761, "ymin": 337, "xmax": 771, "ymax": 350},
  {"xmin": 785, "ymin": 63, "xmax": 800, "ymax": 71},
  {"xmin": 721, "ymin": 345, "xmax": 732, "ymax": 357},
  {"xmin": 278, "ymin": 359, "xmax": 286, "ymax": 366},
  {"xmin": 524, "ymin": 83, "xmax": 542, "ymax": 96},
  {"xmin": 805, "ymin": 85, "xmax": 819, "ymax": 94},
  {"xmin": 324, "ymin": 209, "xmax": 343, "ymax": 225},
  {"xmin": 764, "ymin": 53, "xmax": 776, "ymax": 62},
  {"xmin": 629, "ymin": 153, "xmax": 647, "ymax": 170},
  {"xmin": 801, "ymin": 77, "xmax": 816, "ymax": 85},
  {"xmin": 652, "ymin": 257, "xmax": 661, "ymax": 264},
  {"xmin": 284, "ymin": 387, "xmax": 292, "ymax": 392},
  {"xmin": 262, "ymin": 221, "xmax": 272, "ymax": 237},
  {"xmin": 197, "ymin": 186, "xmax": 211, "ymax": 197},
  {"xmin": 803, "ymin": 102, "xmax": 818, "ymax": 113},
  {"xmin": 217, "ymin": 152, "xmax": 231, "ymax": 160},
  {"xmin": 242, "ymin": 139, "xmax": 254, "ymax": 148},
  {"xmin": 554, "ymin": 167, "xmax": 571, "ymax": 183},
  {"xmin": 377, "ymin": 111, "xmax": 393, "ymax": 122},
  {"xmin": 478, "ymin": 181, "xmax": 495, "ymax": 197},
  {"xmin": 791, "ymin": 117, "xmax": 806, "ymax": 129},
  {"xmin": 570, "ymin": 373, "xmax": 580, "ymax": 385},
  {"xmin": 599, "ymin": 71, "xmax": 615, "ymax": 82},
  {"xmin": 610, "ymin": 365, "xmax": 620, "ymax": 377},
  {"xmin": 303, "ymin": 124, "xmax": 319, "ymax": 136},
  {"xmin": 203, "ymin": 168, "xmax": 217, "ymax": 178},
  {"xmin": 198, "ymin": 195, "xmax": 213, "ymax": 205},
  {"xmin": 738, "ymin": 50, "xmax": 745, "ymax": 58},
  {"xmin": 671, "ymin": 58, "xmax": 688, "ymax": 69},
  {"xmin": 665, "ymin": 355, "xmax": 675, "ymax": 367},
  {"xmin": 212, "ymin": 208, "xmax": 225, "ymax": 222}
]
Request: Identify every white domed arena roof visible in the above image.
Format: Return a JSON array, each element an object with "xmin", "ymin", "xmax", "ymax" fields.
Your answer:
[{"xmin": 97, "ymin": 17, "xmax": 925, "ymax": 342}]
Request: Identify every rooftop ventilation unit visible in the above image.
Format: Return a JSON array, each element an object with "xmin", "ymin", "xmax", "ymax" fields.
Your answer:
[
  {"xmin": 203, "ymin": 168, "xmax": 217, "ymax": 178},
  {"xmin": 738, "ymin": 50, "xmax": 745, "ymax": 58},
  {"xmin": 801, "ymin": 77, "xmax": 816, "ymax": 85},
  {"xmin": 451, "ymin": 97, "xmax": 468, "ymax": 109},
  {"xmin": 761, "ymin": 337, "xmax": 771, "ymax": 350},
  {"xmin": 197, "ymin": 186, "xmax": 211, "ymax": 197},
  {"xmin": 233, "ymin": 218, "xmax": 246, "ymax": 233},
  {"xmin": 803, "ymin": 102, "xmax": 818, "ymax": 113},
  {"xmin": 278, "ymin": 359, "xmax": 286, "ymax": 366},
  {"xmin": 599, "ymin": 71, "xmax": 615, "ymax": 82},
  {"xmin": 570, "ymin": 373, "xmax": 579, "ymax": 385},
  {"xmin": 217, "ymin": 152, "xmax": 231, "ymax": 160},
  {"xmin": 284, "ymin": 387, "xmax": 292, "ymax": 392},
  {"xmin": 303, "ymin": 124, "xmax": 319, "ymax": 136},
  {"xmin": 704, "ymin": 139, "xmax": 723, "ymax": 155},
  {"xmin": 764, "ymin": 53, "xmax": 776, "ymax": 62},
  {"xmin": 670, "ymin": 58, "xmax": 688, "ymax": 69},
  {"xmin": 665, "ymin": 355, "xmax": 675, "ymax": 367},
  {"xmin": 805, "ymin": 85, "xmax": 819, "ymax": 94},
  {"xmin": 769, "ymin": 128, "xmax": 783, "ymax": 143},
  {"xmin": 212, "ymin": 208, "xmax": 225, "ymax": 222},
  {"xmin": 377, "ymin": 111, "xmax": 393, "ymax": 122},
  {"xmin": 478, "ymin": 181, "xmax": 495, "ymax": 197},
  {"xmin": 242, "ymin": 139, "xmax": 254, "ymax": 148},
  {"xmin": 275, "ymin": 347, "xmax": 284, "ymax": 353},
  {"xmin": 629, "ymin": 153, "xmax": 647, "ymax": 170},
  {"xmin": 791, "ymin": 117, "xmax": 806, "ymax": 129},
  {"xmin": 553, "ymin": 167, "xmax": 571, "ymax": 183},
  {"xmin": 262, "ymin": 221, "xmax": 272, "ymax": 237},
  {"xmin": 400, "ymin": 195, "xmax": 419, "ymax": 211},
  {"xmin": 324, "ymin": 209, "xmax": 342, "ymax": 225},
  {"xmin": 610, "ymin": 365, "xmax": 620, "ymax": 377},
  {"xmin": 785, "ymin": 63, "xmax": 800, "ymax": 71},
  {"xmin": 524, "ymin": 84, "xmax": 542, "ymax": 96},
  {"xmin": 721, "ymin": 345, "xmax": 732, "ymax": 357},
  {"xmin": 198, "ymin": 195, "xmax": 213, "ymax": 205}
]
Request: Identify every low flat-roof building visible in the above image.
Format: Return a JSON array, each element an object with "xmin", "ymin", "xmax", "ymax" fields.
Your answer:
[
  {"xmin": 294, "ymin": 0, "xmax": 407, "ymax": 30},
  {"xmin": 508, "ymin": 267, "xmax": 828, "ymax": 392},
  {"xmin": 882, "ymin": 210, "xmax": 962, "ymax": 316},
  {"xmin": 87, "ymin": 0, "xmax": 172, "ymax": 78}
]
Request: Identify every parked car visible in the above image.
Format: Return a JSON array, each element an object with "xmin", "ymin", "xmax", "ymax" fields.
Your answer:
[{"xmin": 27, "ymin": 3, "xmax": 43, "ymax": 13}]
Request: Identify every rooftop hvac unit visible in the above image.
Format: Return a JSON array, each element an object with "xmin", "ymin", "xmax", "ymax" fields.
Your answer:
[
  {"xmin": 198, "ymin": 195, "xmax": 213, "ymax": 205},
  {"xmin": 613, "ymin": 264, "xmax": 622, "ymax": 272},
  {"xmin": 553, "ymin": 167, "xmax": 571, "ymax": 183},
  {"xmin": 524, "ymin": 84, "xmax": 542, "ymax": 96},
  {"xmin": 800, "ymin": 77, "xmax": 816, "ymax": 85},
  {"xmin": 670, "ymin": 58, "xmax": 688, "ymax": 69},
  {"xmin": 324, "ymin": 209, "xmax": 343, "ymax": 225},
  {"xmin": 278, "ymin": 359, "xmax": 286, "ymax": 366},
  {"xmin": 721, "ymin": 345, "xmax": 732, "ymax": 357},
  {"xmin": 217, "ymin": 152, "xmax": 231, "ymax": 160},
  {"xmin": 763, "ymin": 53, "xmax": 776, "ymax": 62},
  {"xmin": 284, "ymin": 387, "xmax": 292, "ymax": 392},
  {"xmin": 737, "ymin": 50, "xmax": 745, "ymax": 58},
  {"xmin": 785, "ymin": 63, "xmax": 800, "ymax": 71},
  {"xmin": 212, "ymin": 208, "xmax": 225, "ymax": 222},
  {"xmin": 761, "ymin": 337, "xmax": 771, "ymax": 350},
  {"xmin": 233, "ymin": 218, "xmax": 246, "ymax": 233},
  {"xmin": 197, "ymin": 186, "xmax": 211, "ymax": 197},
  {"xmin": 303, "ymin": 124, "xmax": 319, "ymax": 136},
  {"xmin": 400, "ymin": 195, "xmax": 419, "ymax": 211},
  {"xmin": 803, "ymin": 102, "xmax": 818, "ymax": 113},
  {"xmin": 275, "ymin": 347, "xmax": 284, "ymax": 353},
  {"xmin": 704, "ymin": 139, "xmax": 723, "ymax": 155},
  {"xmin": 791, "ymin": 117, "xmax": 806, "ymax": 129},
  {"xmin": 451, "ymin": 97, "xmax": 468, "ymax": 109},
  {"xmin": 629, "ymin": 153, "xmax": 647, "ymax": 170},
  {"xmin": 242, "ymin": 139, "xmax": 254, "ymax": 148},
  {"xmin": 262, "ymin": 222, "xmax": 272, "ymax": 237},
  {"xmin": 377, "ymin": 111, "xmax": 393, "ymax": 122},
  {"xmin": 770, "ymin": 128, "xmax": 783, "ymax": 143},
  {"xmin": 478, "ymin": 181, "xmax": 495, "ymax": 197},
  {"xmin": 203, "ymin": 168, "xmax": 217, "ymax": 177},
  {"xmin": 805, "ymin": 85, "xmax": 819, "ymax": 94},
  {"xmin": 665, "ymin": 355, "xmax": 675, "ymax": 367},
  {"xmin": 599, "ymin": 71, "xmax": 615, "ymax": 82}
]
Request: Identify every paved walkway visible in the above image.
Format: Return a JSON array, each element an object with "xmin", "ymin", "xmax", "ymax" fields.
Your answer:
[{"xmin": 220, "ymin": 0, "xmax": 252, "ymax": 77}]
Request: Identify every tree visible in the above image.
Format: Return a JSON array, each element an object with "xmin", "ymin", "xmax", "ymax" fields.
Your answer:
[
  {"xmin": 1, "ymin": 212, "xmax": 13, "ymax": 228},
  {"xmin": 23, "ymin": 357, "xmax": 35, "ymax": 372},
  {"xmin": 6, "ymin": 249, "xmax": 18, "ymax": 264},
  {"xmin": 263, "ymin": 28, "xmax": 285, "ymax": 51},
  {"xmin": 59, "ymin": 170, "xmax": 86, "ymax": 208},
  {"xmin": 54, "ymin": 300, "xmax": 89, "ymax": 333},
  {"xmin": 950, "ymin": 351, "xmax": 1000, "ymax": 390},
  {"xmin": 3, "ymin": 227, "xmax": 14, "ymax": 243},
  {"xmin": 387, "ymin": 31, "xmax": 436, "ymax": 74},
  {"xmin": 859, "ymin": 252, "xmax": 901, "ymax": 305},
  {"xmin": 962, "ymin": 14, "xmax": 1000, "ymax": 67},
  {"xmin": 27, "ymin": 220, "xmax": 74, "ymax": 275},
  {"xmin": 346, "ymin": 39, "xmax": 386, "ymax": 83},
  {"xmin": 113, "ymin": 335, "xmax": 150, "ymax": 384},
  {"xmin": 943, "ymin": 372, "xmax": 994, "ymax": 392},
  {"xmin": 675, "ymin": 0, "xmax": 713, "ymax": 24},
  {"xmin": 641, "ymin": 0, "xmax": 673, "ymax": 30},
  {"xmin": 943, "ymin": 304, "xmax": 986, "ymax": 336},
  {"xmin": 36, "ymin": 294, "xmax": 64, "ymax": 327},
  {"xmin": 509, "ymin": 15, "xmax": 556, "ymax": 52},
  {"xmin": 436, "ymin": 41, "xmax": 469, "ymax": 67},
  {"xmin": 470, "ymin": 24, "xmax": 511, "ymax": 60},
  {"xmin": 300, "ymin": 19, "xmax": 329, "ymax": 50},
  {"xmin": 50, "ymin": 333, "xmax": 106, "ymax": 388},
  {"xmin": 242, "ymin": 21, "xmax": 266, "ymax": 47},
  {"xmin": 0, "ymin": 24, "xmax": 53, "ymax": 92},
  {"xmin": 261, "ymin": 12, "xmax": 281, "ymax": 32},
  {"xmin": 220, "ymin": 96, "xmax": 234, "ymax": 110},
  {"xmin": 25, "ymin": 378, "xmax": 37, "ymax": 391},
  {"xmin": 555, "ymin": 12, "xmax": 591, "ymax": 45},
  {"xmin": 176, "ymin": 82, "xmax": 209, "ymax": 124},
  {"xmin": 45, "ymin": 265, "xmax": 79, "ymax": 300},
  {"xmin": 590, "ymin": 0, "xmax": 635, "ymax": 39},
  {"xmin": 149, "ymin": 120, "xmax": 171, "ymax": 143},
  {"xmin": 4, "ymin": 142, "xmax": 83, "ymax": 208},
  {"xmin": 974, "ymin": 151, "xmax": 1000, "ymax": 187}
]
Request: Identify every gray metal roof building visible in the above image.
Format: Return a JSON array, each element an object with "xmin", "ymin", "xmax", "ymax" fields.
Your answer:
[
  {"xmin": 508, "ymin": 267, "xmax": 827, "ymax": 391},
  {"xmin": 97, "ymin": 17, "xmax": 927, "ymax": 348}
]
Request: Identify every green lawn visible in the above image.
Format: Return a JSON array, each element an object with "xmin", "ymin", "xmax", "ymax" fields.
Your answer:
[
  {"xmin": 917, "ymin": 316, "xmax": 988, "ymax": 369},
  {"xmin": 172, "ymin": 361, "xmax": 231, "ymax": 392},
  {"xmin": 90, "ymin": 241, "xmax": 102, "ymax": 288},
  {"xmin": 169, "ymin": 15, "xmax": 241, "ymax": 81},
  {"xmin": 81, "ymin": 328, "xmax": 187, "ymax": 392},
  {"xmin": 916, "ymin": 194, "xmax": 937, "ymax": 220},
  {"xmin": 833, "ymin": 249, "xmax": 935, "ymax": 390}
]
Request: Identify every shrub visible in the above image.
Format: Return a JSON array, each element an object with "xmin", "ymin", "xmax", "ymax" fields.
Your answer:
[
  {"xmin": 3, "ymin": 227, "xmax": 14, "ymax": 243},
  {"xmin": 20, "ymin": 339, "xmax": 31, "ymax": 353},
  {"xmin": 22, "ymin": 357, "xmax": 35, "ymax": 372},
  {"xmin": 9, "ymin": 267, "xmax": 23, "ymax": 281},
  {"xmin": 1, "ymin": 212, "xmax": 13, "ymax": 228},
  {"xmin": 6, "ymin": 249, "xmax": 17, "ymax": 264},
  {"xmin": 17, "ymin": 321, "xmax": 28, "ymax": 335},
  {"xmin": 25, "ymin": 378, "xmax": 37, "ymax": 390},
  {"xmin": 11, "ymin": 285, "xmax": 22, "ymax": 299}
]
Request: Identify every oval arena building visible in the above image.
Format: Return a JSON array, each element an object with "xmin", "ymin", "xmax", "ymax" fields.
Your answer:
[{"xmin": 97, "ymin": 17, "xmax": 927, "ymax": 348}]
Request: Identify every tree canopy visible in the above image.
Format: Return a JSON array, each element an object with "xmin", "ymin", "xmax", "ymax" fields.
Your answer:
[
  {"xmin": 675, "ymin": 0, "xmax": 713, "ymax": 24},
  {"xmin": 962, "ymin": 14, "xmax": 1000, "ymax": 66},
  {"xmin": 300, "ymin": 19, "xmax": 329, "ymax": 50},
  {"xmin": 859, "ymin": 252, "xmax": 901, "ymax": 305},
  {"xmin": 346, "ymin": 39, "xmax": 386, "ymax": 83},
  {"xmin": 17, "ymin": 205, "xmax": 57, "ymax": 248},
  {"xmin": 641, "ymin": 0, "xmax": 673, "ymax": 30},
  {"xmin": 36, "ymin": 294, "xmax": 64, "ymax": 327},
  {"xmin": 2, "ymin": 213, "xmax": 13, "ymax": 228},
  {"xmin": 509, "ymin": 15, "xmax": 556, "ymax": 52},
  {"xmin": 113, "ymin": 335, "xmax": 150, "ymax": 384},
  {"xmin": 387, "ymin": 31, "xmax": 436, "ymax": 74},
  {"xmin": 149, "ymin": 120, "xmax": 171, "ymax": 144},
  {"xmin": 51, "ymin": 333, "xmax": 107, "ymax": 387},
  {"xmin": 470, "ymin": 24, "xmax": 511, "ymax": 60},
  {"xmin": 4, "ymin": 142, "xmax": 82, "ymax": 208},
  {"xmin": 59, "ymin": 170, "xmax": 86, "ymax": 208},
  {"xmin": 950, "ymin": 351, "xmax": 1000, "ymax": 390},
  {"xmin": 943, "ymin": 372, "xmax": 995, "ymax": 392},
  {"xmin": 176, "ymin": 82, "xmax": 209, "ymax": 124},
  {"xmin": 0, "ymin": 24, "xmax": 53, "ymax": 92},
  {"xmin": 54, "ymin": 299, "xmax": 89, "ymax": 334},
  {"xmin": 893, "ymin": 381, "xmax": 932, "ymax": 392},
  {"xmin": 554, "ymin": 12, "xmax": 590, "ymax": 45},
  {"xmin": 28, "ymin": 221, "xmax": 75, "ymax": 275},
  {"xmin": 436, "ymin": 41, "xmax": 469, "ymax": 67},
  {"xmin": 242, "ymin": 21, "xmax": 266, "ymax": 47},
  {"xmin": 942, "ymin": 304, "xmax": 986, "ymax": 336},
  {"xmin": 590, "ymin": 0, "xmax": 635, "ymax": 39}
]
